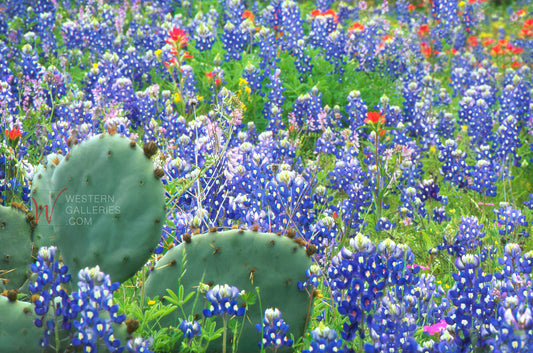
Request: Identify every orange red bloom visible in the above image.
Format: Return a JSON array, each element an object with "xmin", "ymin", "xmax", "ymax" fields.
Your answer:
[
  {"xmin": 166, "ymin": 28, "xmax": 188, "ymax": 47},
  {"xmin": 348, "ymin": 22, "xmax": 365, "ymax": 33},
  {"xmin": 467, "ymin": 36, "xmax": 478, "ymax": 47},
  {"xmin": 242, "ymin": 10, "xmax": 255, "ymax": 22},
  {"xmin": 418, "ymin": 24, "xmax": 429, "ymax": 37},
  {"xmin": 311, "ymin": 9, "xmax": 338, "ymax": 22},
  {"xmin": 365, "ymin": 111, "xmax": 385, "ymax": 124},
  {"xmin": 5, "ymin": 127, "xmax": 21, "ymax": 141}
]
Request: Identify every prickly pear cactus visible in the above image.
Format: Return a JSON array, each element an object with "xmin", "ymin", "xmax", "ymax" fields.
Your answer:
[
  {"xmin": 49, "ymin": 134, "xmax": 166, "ymax": 283},
  {"xmin": 144, "ymin": 229, "xmax": 314, "ymax": 352},
  {"xmin": 0, "ymin": 293, "xmax": 44, "ymax": 352},
  {"xmin": 30, "ymin": 153, "xmax": 64, "ymax": 248},
  {"xmin": 0, "ymin": 205, "xmax": 33, "ymax": 290},
  {"xmin": 0, "ymin": 293, "xmax": 134, "ymax": 352}
]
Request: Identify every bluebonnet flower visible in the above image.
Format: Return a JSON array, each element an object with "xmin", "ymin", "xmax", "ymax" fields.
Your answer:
[
  {"xmin": 375, "ymin": 217, "xmax": 395, "ymax": 232},
  {"xmin": 328, "ymin": 235, "xmax": 420, "ymax": 341},
  {"xmin": 524, "ymin": 194, "xmax": 533, "ymax": 210},
  {"xmin": 195, "ymin": 22, "xmax": 216, "ymax": 52},
  {"xmin": 345, "ymin": 90, "xmax": 367, "ymax": 129},
  {"xmin": 308, "ymin": 11, "xmax": 338, "ymax": 50},
  {"xmin": 315, "ymin": 0, "xmax": 334, "ymax": 11},
  {"xmin": 226, "ymin": 0, "xmax": 245, "ymax": 26},
  {"xmin": 257, "ymin": 27, "xmax": 279, "ymax": 72},
  {"xmin": 493, "ymin": 203, "xmax": 529, "ymax": 242},
  {"xmin": 179, "ymin": 320, "xmax": 201, "ymax": 341},
  {"xmin": 458, "ymin": 96, "xmax": 493, "ymax": 146},
  {"xmin": 180, "ymin": 65, "xmax": 199, "ymax": 113},
  {"xmin": 292, "ymin": 87, "xmax": 323, "ymax": 132},
  {"xmin": 470, "ymin": 159, "xmax": 498, "ymax": 197},
  {"xmin": 302, "ymin": 323, "xmax": 344, "ymax": 353},
  {"xmin": 292, "ymin": 39, "xmax": 313, "ymax": 82},
  {"xmin": 71, "ymin": 266, "xmax": 126, "ymax": 353},
  {"xmin": 324, "ymin": 30, "xmax": 347, "ymax": 81},
  {"xmin": 417, "ymin": 178, "xmax": 442, "ymax": 203},
  {"xmin": 315, "ymin": 127, "xmax": 342, "ymax": 156},
  {"xmin": 242, "ymin": 62, "xmax": 263, "ymax": 95},
  {"xmin": 221, "ymin": 22, "xmax": 248, "ymax": 61},
  {"xmin": 437, "ymin": 216, "xmax": 485, "ymax": 257},
  {"xmin": 329, "ymin": 153, "xmax": 372, "ymax": 231},
  {"xmin": 446, "ymin": 254, "xmax": 495, "ymax": 350},
  {"xmin": 495, "ymin": 115, "xmax": 522, "ymax": 168},
  {"xmin": 256, "ymin": 308, "xmax": 293, "ymax": 351},
  {"xmin": 298, "ymin": 264, "xmax": 323, "ymax": 290},
  {"xmin": 498, "ymin": 74, "xmax": 530, "ymax": 125},
  {"xmin": 280, "ymin": 0, "xmax": 305, "ymax": 50},
  {"xmin": 402, "ymin": 80, "xmax": 421, "ymax": 124},
  {"xmin": 437, "ymin": 139, "xmax": 469, "ymax": 189},
  {"xmin": 126, "ymin": 337, "xmax": 154, "ymax": 353},
  {"xmin": 398, "ymin": 186, "xmax": 427, "ymax": 221},
  {"xmin": 29, "ymin": 246, "xmax": 72, "ymax": 349},
  {"xmin": 365, "ymin": 289, "xmax": 420, "ymax": 353},
  {"xmin": 20, "ymin": 44, "xmax": 42, "ymax": 80},
  {"xmin": 203, "ymin": 284, "xmax": 245, "ymax": 318},
  {"xmin": 432, "ymin": 206, "xmax": 450, "ymax": 224}
]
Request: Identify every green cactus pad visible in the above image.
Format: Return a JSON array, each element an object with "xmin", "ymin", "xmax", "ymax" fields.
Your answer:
[
  {"xmin": 0, "ymin": 294, "xmax": 134, "ymax": 352},
  {"xmin": 49, "ymin": 134, "xmax": 166, "ymax": 283},
  {"xmin": 30, "ymin": 153, "xmax": 64, "ymax": 248},
  {"xmin": 144, "ymin": 229, "xmax": 313, "ymax": 352},
  {"xmin": 0, "ymin": 295, "xmax": 43, "ymax": 352},
  {"xmin": 0, "ymin": 206, "xmax": 33, "ymax": 290}
]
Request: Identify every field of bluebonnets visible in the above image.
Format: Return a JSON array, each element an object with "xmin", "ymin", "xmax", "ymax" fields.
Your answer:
[{"xmin": 2, "ymin": 0, "xmax": 533, "ymax": 352}]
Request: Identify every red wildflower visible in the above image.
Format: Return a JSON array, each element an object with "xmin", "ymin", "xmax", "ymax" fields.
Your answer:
[
  {"xmin": 491, "ymin": 45, "xmax": 503, "ymax": 56},
  {"xmin": 5, "ymin": 127, "xmax": 22, "ymax": 141},
  {"xmin": 418, "ymin": 24, "xmax": 429, "ymax": 37},
  {"xmin": 311, "ymin": 9, "xmax": 338, "ymax": 22},
  {"xmin": 365, "ymin": 111, "xmax": 385, "ymax": 124},
  {"xmin": 420, "ymin": 42, "xmax": 432, "ymax": 58},
  {"xmin": 482, "ymin": 38, "xmax": 494, "ymax": 47},
  {"xmin": 242, "ymin": 10, "xmax": 255, "ymax": 22},
  {"xmin": 511, "ymin": 46, "xmax": 524, "ymax": 54},
  {"xmin": 382, "ymin": 34, "xmax": 393, "ymax": 42},
  {"xmin": 206, "ymin": 71, "xmax": 216, "ymax": 79},
  {"xmin": 163, "ymin": 58, "xmax": 177, "ymax": 67},
  {"xmin": 408, "ymin": 4, "xmax": 416, "ymax": 11},
  {"xmin": 348, "ymin": 22, "xmax": 365, "ymax": 33},
  {"xmin": 467, "ymin": 36, "xmax": 478, "ymax": 47},
  {"xmin": 166, "ymin": 28, "xmax": 188, "ymax": 47},
  {"xmin": 183, "ymin": 51, "xmax": 193, "ymax": 59}
]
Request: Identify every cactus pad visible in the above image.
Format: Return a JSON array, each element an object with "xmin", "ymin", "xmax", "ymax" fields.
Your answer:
[
  {"xmin": 30, "ymin": 153, "xmax": 64, "ymax": 248},
  {"xmin": 49, "ymin": 134, "xmax": 166, "ymax": 283},
  {"xmin": 0, "ymin": 294, "xmax": 43, "ymax": 352},
  {"xmin": 144, "ymin": 229, "xmax": 313, "ymax": 352},
  {"xmin": 0, "ymin": 205, "xmax": 33, "ymax": 290}
]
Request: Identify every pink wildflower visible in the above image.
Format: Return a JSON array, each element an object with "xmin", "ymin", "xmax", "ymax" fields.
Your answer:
[{"xmin": 423, "ymin": 319, "xmax": 447, "ymax": 335}]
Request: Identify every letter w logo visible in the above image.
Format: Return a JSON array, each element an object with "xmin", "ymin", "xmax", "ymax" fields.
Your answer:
[{"xmin": 31, "ymin": 188, "xmax": 68, "ymax": 225}]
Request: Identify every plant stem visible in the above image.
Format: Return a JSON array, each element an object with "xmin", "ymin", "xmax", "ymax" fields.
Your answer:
[{"xmin": 222, "ymin": 316, "xmax": 228, "ymax": 353}]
